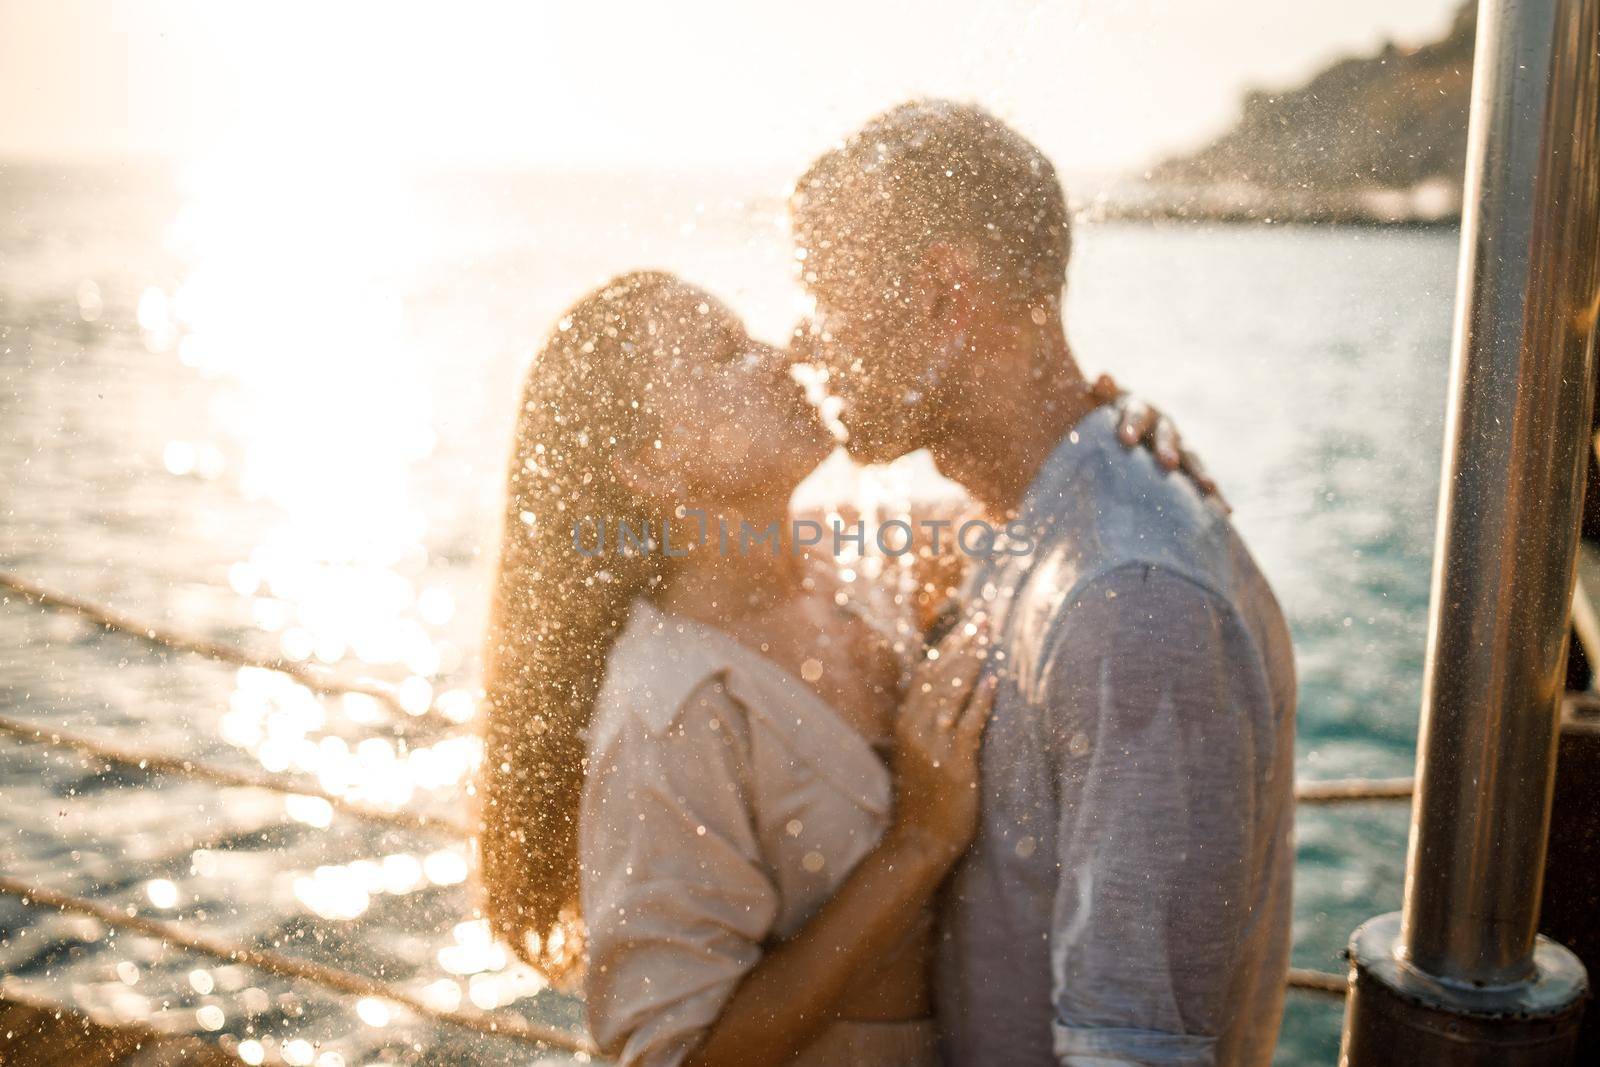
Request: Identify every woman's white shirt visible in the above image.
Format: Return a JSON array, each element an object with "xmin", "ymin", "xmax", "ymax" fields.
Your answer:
[{"xmin": 580, "ymin": 599, "xmax": 892, "ymax": 1067}]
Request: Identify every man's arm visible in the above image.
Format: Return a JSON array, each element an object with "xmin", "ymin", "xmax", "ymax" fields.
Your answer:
[{"xmin": 1041, "ymin": 564, "xmax": 1273, "ymax": 1066}]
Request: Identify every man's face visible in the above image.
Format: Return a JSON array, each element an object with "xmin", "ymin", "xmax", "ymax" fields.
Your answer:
[{"xmin": 803, "ymin": 275, "xmax": 950, "ymax": 466}]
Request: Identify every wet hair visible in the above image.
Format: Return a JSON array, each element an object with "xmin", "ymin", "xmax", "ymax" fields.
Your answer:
[
  {"xmin": 790, "ymin": 99, "xmax": 1072, "ymax": 305},
  {"xmin": 477, "ymin": 270, "xmax": 684, "ymax": 980}
]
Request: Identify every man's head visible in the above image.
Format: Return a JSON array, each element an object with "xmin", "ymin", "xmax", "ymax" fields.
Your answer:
[{"xmin": 790, "ymin": 99, "xmax": 1072, "ymax": 463}]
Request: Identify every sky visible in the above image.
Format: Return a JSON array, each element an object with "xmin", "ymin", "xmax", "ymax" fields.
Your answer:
[{"xmin": 1, "ymin": 0, "xmax": 1465, "ymax": 179}]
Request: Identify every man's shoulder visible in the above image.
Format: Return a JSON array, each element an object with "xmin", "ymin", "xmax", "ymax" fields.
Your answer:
[
  {"xmin": 1007, "ymin": 411, "xmax": 1283, "ymax": 681},
  {"xmin": 1076, "ymin": 409, "xmax": 1231, "ymax": 563},
  {"xmin": 1021, "ymin": 409, "xmax": 1241, "ymax": 607}
]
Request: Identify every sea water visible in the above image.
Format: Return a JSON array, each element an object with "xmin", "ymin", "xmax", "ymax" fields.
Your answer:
[{"xmin": 0, "ymin": 162, "xmax": 1455, "ymax": 1065}]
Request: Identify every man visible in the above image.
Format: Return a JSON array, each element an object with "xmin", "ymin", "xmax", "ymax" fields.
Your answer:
[{"xmin": 790, "ymin": 100, "xmax": 1296, "ymax": 1066}]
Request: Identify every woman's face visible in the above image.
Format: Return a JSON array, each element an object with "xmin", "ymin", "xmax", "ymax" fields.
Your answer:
[{"xmin": 632, "ymin": 284, "xmax": 833, "ymax": 510}]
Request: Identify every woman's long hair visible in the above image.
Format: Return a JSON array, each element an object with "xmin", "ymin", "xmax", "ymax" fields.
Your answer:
[{"xmin": 478, "ymin": 271, "xmax": 682, "ymax": 979}]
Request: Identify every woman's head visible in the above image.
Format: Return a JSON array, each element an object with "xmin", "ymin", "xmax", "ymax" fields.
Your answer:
[
  {"xmin": 476, "ymin": 271, "xmax": 827, "ymax": 977},
  {"xmin": 603, "ymin": 276, "xmax": 831, "ymax": 512}
]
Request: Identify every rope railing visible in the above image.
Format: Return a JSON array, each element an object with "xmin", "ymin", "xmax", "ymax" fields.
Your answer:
[
  {"xmin": 0, "ymin": 566, "xmax": 1357, "ymax": 1051},
  {"xmin": 0, "ymin": 570, "xmax": 1417, "ymax": 806},
  {"xmin": 1294, "ymin": 776, "xmax": 1414, "ymax": 804},
  {"xmin": 0, "ymin": 572, "xmax": 441, "ymax": 724},
  {"xmin": 0, "ymin": 714, "xmax": 471, "ymax": 838},
  {"xmin": 0, "ymin": 704, "xmax": 1415, "ymax": 816},
  {"xmin": 1285, "ymin": 969, "xmax": 1348, "ymax": 996},
  {"xmin": 0, "ymin": 875, "xmax": 594, "ymax": 1054},
  {"xmin": 0, "ymin": 712, "xmax": 1363, "ymax": 1009},
  {"xmin": 0, "ymin": 719, "xmax": 1353, "ymax": 1045},
  {"xmin": 0, "ymin": 873, "xmax": 1347, "ymax": 1032}
]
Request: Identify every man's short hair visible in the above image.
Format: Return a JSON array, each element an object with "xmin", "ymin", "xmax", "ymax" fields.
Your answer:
[{"xmin": 791, "ymin": 99, "xmax": 1071, "ymax": 305}]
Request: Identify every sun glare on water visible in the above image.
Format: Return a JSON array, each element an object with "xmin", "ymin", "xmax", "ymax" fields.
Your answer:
[{"xmin": 100, "ymin": 126, "xmax": 570, "ymax": 1046}]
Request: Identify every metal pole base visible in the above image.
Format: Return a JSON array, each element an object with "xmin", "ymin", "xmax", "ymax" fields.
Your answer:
[{"xmin": 1341, "ymin": 913, "xmax": 1588, "ymax": 1066}]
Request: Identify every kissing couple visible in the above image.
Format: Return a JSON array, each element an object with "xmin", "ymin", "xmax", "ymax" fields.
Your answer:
[{"xmin": 478, "ymin": 100, "xmax": 1296, "ymax": 1067}]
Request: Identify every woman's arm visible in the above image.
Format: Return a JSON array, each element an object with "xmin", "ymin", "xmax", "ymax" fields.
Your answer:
[
  {"xmin": 684, "ymin": 825, "xmax": 949, "ymax": 1066},
  {"xmin": 685, "ymin": 624, "xmax": 995, "ymax": 1067}
]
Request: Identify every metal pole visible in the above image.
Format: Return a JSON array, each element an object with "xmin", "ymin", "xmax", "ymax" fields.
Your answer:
[{"xmin": 1342, "ymin": 0, "xmax": 1600, "ymax": 1062}]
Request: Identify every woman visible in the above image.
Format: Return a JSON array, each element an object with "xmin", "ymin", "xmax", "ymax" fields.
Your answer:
[
  {"xmin": 478, "ymin": 272, "xmax": 1199, "ymax": 1066},
  {"xmin": 479, "ymin": 269, "xmax": 993, "ymax": 1067}
]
